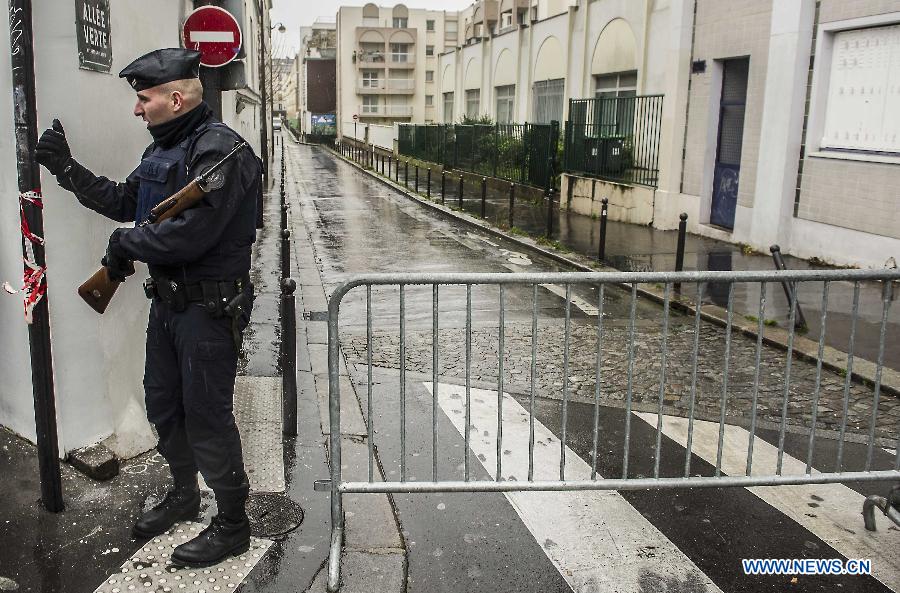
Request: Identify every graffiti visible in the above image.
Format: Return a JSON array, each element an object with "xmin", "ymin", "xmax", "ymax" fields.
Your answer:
[{"xmin": 8, "ymin": 5, "xmax": 23, "ymax": 62}]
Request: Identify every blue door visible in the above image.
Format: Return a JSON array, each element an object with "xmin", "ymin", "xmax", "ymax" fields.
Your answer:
[{"xmin": 710, "ymin": 58, "xmax": 749, "ymax": 230}]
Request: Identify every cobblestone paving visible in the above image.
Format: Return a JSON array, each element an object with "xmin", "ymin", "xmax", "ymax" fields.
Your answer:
[{"xmin": 344, "ymin": 319, "xmax": 900, "ymax": 441}]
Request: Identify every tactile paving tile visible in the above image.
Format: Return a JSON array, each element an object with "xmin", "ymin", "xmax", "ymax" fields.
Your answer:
[
  {"xmin": 92, "ymin": 522, "xmax": 272, "ymax": 593},
  {"xmin": 234, "ymin": 376, "xmax": 285, "ymax": 493}
]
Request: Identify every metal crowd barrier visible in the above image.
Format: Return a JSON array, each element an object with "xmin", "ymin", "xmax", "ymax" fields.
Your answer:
[{"xmin": 317, "ymin": 270, "xmax": 900, "ymax": 592}]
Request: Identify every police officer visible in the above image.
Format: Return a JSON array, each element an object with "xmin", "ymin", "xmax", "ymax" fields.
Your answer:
[{"xmin": 35, "ymin": 48, "xmax": 261, "ymax": 567}]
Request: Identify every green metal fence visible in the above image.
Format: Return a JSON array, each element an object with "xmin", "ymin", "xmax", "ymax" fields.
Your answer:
[
  {"xmin": 398, "ymin": 122, "xmax": 560, "ymax": 190},
  {"xmin": 563, "ymin": 95, "xmax": 663, "ymax": 188}
]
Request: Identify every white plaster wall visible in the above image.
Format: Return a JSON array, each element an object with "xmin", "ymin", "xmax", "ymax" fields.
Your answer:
[
  {"xmin": 0, "ymin": 17, "xmax": 31, "ymax": 442},
  {"xmin": 583, "ymin": 0, "xmax": 646, "ymax": 97},
  {"xmin": 0, "ymin": 1, "xmax": 186, "ymax": 456}
]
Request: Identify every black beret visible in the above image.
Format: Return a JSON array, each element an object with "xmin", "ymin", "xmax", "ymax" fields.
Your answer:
[{"xmin": 118, "ymin": 48, "xmax": 201, "ymax": 92}]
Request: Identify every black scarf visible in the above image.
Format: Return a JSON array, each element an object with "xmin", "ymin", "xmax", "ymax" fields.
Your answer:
[{"xmin": 148, "ymin": 102, "xmax": 212, "ymax": 149}]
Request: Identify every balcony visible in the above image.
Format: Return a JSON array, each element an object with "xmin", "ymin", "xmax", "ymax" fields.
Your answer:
[
  {"xmin": 388, "ymin": 53, "xmax": 415, "ymax": 68},
  {"xmin": 357, "ymin": 78, "xmax": 416, "ymax": 95},
  {"xmin": 359, "ymin": 104, "xmax": 414, "ymax": 118},
  {"xmin": 356, "ymin": 50, "xmax": 387, "ymax": 67}
]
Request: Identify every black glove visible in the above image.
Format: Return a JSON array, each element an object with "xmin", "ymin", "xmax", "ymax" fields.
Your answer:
[
  {"xmin": 35, "ymin": 119, "xmax": 74, "ymax": 177},
  {"xmin": 101, "ymin": 229, "xmax": 135, "ymax": 282}
]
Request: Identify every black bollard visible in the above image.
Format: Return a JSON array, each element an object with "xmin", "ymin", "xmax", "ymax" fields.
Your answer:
[
  {"xmin": 598, "ymin": 198, "xmax": 608, "ymax": 262},
  {"xmin": 381, "ymin": 154, "xmax": 385, "ymax": 175},
  {"xmin": 770, "ymin": 245, "xmax": 808, "ymax": 330},
  {"xmin": 415, "ymin": 164, "xmax": 419, "ymax": 193},
  {"xmin": 441, "ymin": 171, "xmax": 446, "ymax": 204},
  {"xmin": 545, "ymin": 189, "xmax": 554, "ymax": 238},
  {"xmin": 281, "ymin": 278, "xmax": 297, "ymax": 437},
  {"xmin": 388, "ymin": 156, "xmax": 392, "ymax": 180},
  {"xmin": 675, "ymin": 213, "xmax": 688, "ymax": 273},
  {"xmin": 508, "ymin": 183, "xmax": 515, "ymax": 229},
  {"xmin": 427, "ymin": 168, "xmax": 432, "ymax": 198},
  {"xmin": 480, "ymin": 177, "xmax": 487, "ymax": 218},
  {"xmin": 404, "ymin": 160, "xmax": 409, "ymax": 188},
  {"xmin": 674, "ymin": 212, "xmax": 688, "ymax": 292},
  {"xmin": 458, "ymin": 175, "xmax": 464, "ymax": 208},
  {"xmin": 395, "ymin": 157, "xmax": 400, "ymax": 182},
  {"xmin": 281, "ymin": 228, "xmax": 291, "ymax": 279}
]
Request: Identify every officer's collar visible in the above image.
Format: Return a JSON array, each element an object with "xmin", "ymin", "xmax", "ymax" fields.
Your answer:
[{"xmin": 148, "ymin": 102, "xmax": 212, "ymax": 149}]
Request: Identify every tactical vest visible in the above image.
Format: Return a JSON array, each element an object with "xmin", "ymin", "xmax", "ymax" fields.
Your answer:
[
  {"xmin": 134, "ymin": 121, "xmax": 261, "ymax": 282},
  {"xmin": 134, "ymin": 121, "xmax": 230, "ymax": 225}
]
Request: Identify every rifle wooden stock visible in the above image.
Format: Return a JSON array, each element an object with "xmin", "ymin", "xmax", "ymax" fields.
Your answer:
[{"xmin": 77, "ymin": 179, "xmax": 205, "ymax": 314}]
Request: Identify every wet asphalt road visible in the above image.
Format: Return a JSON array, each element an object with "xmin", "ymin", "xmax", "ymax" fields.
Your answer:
[{"xmin": 284, "ymin": 142, "xmax": 900, "ymax": 593}]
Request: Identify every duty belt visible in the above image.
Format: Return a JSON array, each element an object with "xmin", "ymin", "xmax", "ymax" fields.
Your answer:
[{"xmin": 143, "ymin": 276, "xmax": 249, "ymax": 316}]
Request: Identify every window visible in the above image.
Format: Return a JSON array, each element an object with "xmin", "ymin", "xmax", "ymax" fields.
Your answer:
[
  {"xmin": 362, "ymin": 95, "xmax": 379, "ymax": 114},
  {"xmin": 425, "ymin": 95, "xmax": 434, "ymax": 107},
  {"xmin": 532, "ymin": 79, "xmax": 564, "ymax": 124},
  {"xmin": 820, "ymin": 24, "xmax": 900, "ymax": 154},
  {"xmin": 501, "ymin": 11, "xmax": 513, "ymax": 30},
  {"xmin": 390, "ymin": 43, "xmax": 410, "ymax": 63},
  {"xmin": 495, "ymin": 84, "xmax": 515, "ymax": 123},
  {"xmin": 425, "ymin": 70, "xmax": 434, "ymax": 82},
  {"xmin": 362, "ymin": 70, "xmax": 380, "ymax": 89},
  {"xmin": 362, "ymin": 17, "xmax": 379, "ymax": 27},
  {"xmin": 426, "ymin": 45, "xmax": 434, "ymax": 56},
  {"xmin": 465, "ymin": 89, "xmax": 480, "ymax": 118},
  {"xmin": 593, "ymin": 70, "xmax": 638, "ymax": 136},
  {"xmin": 594, "ymin": 71, "xmax": 637, "ymax": 99},
  {"xmin": 426, "ymin": 19, "xmax": 435, "ymax": 31},
  {"xmin": 443, "ymin": 92, "xmax": 454, "ymax": 121},
  {"xmin": 445, "ymin": 20, "xmax": 458, "ymax": 36},
  {"xmin": 392, "ymin": 17, "xmax": 408, "ymax": 28}
]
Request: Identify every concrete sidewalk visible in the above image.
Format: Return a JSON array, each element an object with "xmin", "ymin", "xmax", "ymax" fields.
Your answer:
[{"xmin": 283, "ymin": 136, "xmax": 406, "ymax": 593}]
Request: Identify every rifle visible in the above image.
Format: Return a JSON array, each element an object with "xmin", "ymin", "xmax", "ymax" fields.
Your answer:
[{"xmin": 77, "ymin": 141, "xmax": 249, "ymax": 314}]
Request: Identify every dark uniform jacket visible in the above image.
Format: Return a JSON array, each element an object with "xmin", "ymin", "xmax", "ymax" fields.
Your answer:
[{"xmin": 58, "ymin": 105, "xmax": 261, "ymax": 283}]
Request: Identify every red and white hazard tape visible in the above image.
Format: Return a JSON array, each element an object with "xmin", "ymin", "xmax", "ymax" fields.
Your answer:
[{"xmin": 19, "ymin": 190, "xmax": 46, "ymax": 324}]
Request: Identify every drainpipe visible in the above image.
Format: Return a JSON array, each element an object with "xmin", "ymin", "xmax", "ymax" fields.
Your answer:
[
  {"xmin": 640, "ymin": 0, "xmax": 656, "ymax": 225},
  {"xmin": 258, "ymin": 0, "xmax": 269, "ymax": 186},
  {"xmin": 7, "ymin": 0, "xmax": 64, "ymax": 512}
]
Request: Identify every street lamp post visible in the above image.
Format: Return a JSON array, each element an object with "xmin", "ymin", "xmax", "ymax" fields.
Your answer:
[{"xmin": 270, "ymin": 22, "xmax": 286, "ymax": 161}]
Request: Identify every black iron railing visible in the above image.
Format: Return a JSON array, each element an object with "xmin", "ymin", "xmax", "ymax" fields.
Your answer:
[
  {"xmin": 399, "ymin": 122, "xmax": 560, "ymax": 190},
  {"xmin": 563, "ymin": 95, "xmax": 663, "ymax": 188}
]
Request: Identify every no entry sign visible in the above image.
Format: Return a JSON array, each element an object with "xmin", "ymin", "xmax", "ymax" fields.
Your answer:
[{"xmin": 182, "ymin": 6, "xmax": 242, "ymax": 68}]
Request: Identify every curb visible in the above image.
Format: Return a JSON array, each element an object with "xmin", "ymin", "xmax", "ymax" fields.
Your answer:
[{"xmin": 326, "ymin": 145, "xmax": 900, "ymax": 398}]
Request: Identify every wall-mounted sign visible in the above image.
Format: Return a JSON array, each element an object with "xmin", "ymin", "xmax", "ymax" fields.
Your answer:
[{"xmin": 76, "ymin": 0, "xmax": 112, "ymax": 73}]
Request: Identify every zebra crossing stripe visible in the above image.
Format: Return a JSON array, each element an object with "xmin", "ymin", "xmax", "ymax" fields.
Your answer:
[
  {"xmin": 427, "ymin": 382, "xmax": 722, "ymax": 593},
  {"xmin": 633, "ymin": 412, "xmax": 900, "ymax": 590}
]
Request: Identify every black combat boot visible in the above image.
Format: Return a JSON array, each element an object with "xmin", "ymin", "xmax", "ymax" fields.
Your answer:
[
  {"xmin": 170, "ymin": 494, "xmax": 250, "ymax": 567},
  {"xmin": 132, "ymin": 483, "xmax": 201, "ymax": 539},
  {"xmin": 170, "ymin": 513, "xmax": 251, "ymax": 567}
]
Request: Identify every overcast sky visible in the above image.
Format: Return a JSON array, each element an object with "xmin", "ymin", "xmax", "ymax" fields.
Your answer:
[{"xmin": 270, "ymin": 0, "xmax": 474, "ymax": 57}]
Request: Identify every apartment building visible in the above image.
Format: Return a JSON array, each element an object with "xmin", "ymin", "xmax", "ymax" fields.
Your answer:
[
  {"xmin": 336, "ymin": 3, "xmax": 460, "ymax": 135},
  {"xmin": 272, "ymin": 57, "xmax": 295, "ymax": 116},
  {"xmin": 293, "ymin": 18, "xmax": 338, "ymax": 135},
  {"xmin": 432, "ymin": 0, "xmax": 899, "ymax": 269}
]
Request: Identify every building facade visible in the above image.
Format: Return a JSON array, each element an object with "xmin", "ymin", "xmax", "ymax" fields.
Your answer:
[
  {"xmin": 336, "ymin": 3, "xmax": 460, "ymax": 135},
  {"xmin": 289, "ymin": 18, "xmax": 338, "ymax": 135},
  {"xmin": 0, "ymin": 0, "xmax": 274, "ymax": 458},
  {"xmin": 432, "ymin": 0, "xmax": 899, "ymax": 269}
]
